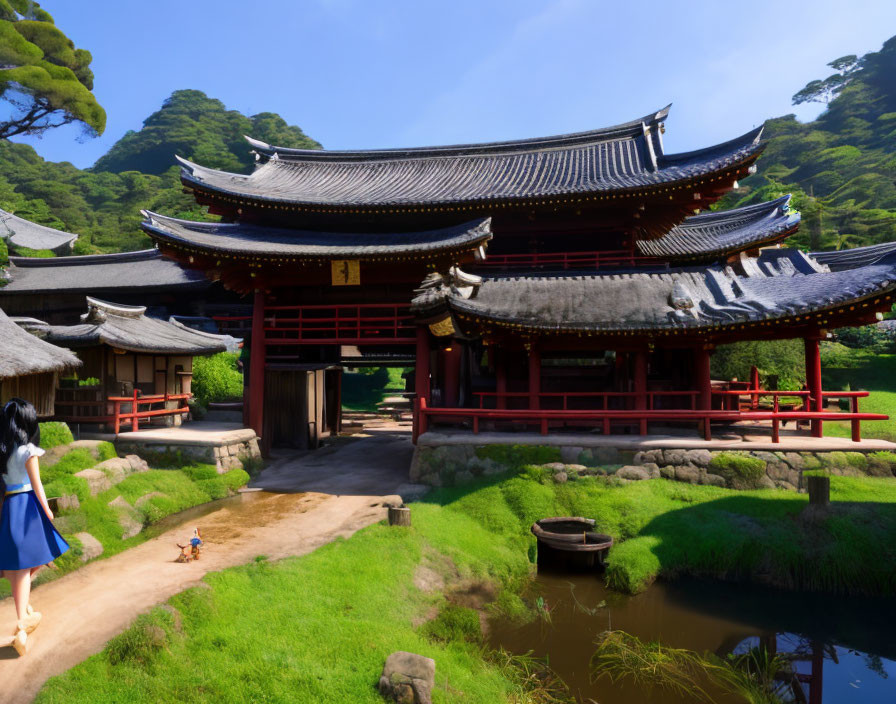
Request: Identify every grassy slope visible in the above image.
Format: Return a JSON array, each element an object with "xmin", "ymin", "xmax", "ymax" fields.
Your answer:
[
  {"xmin": 36, "ymin": 467, "xmax": 896, "ymax": 703},
  {"xmin": 822, "ymin": 347, "xmax": 896, "ymax": 441}
]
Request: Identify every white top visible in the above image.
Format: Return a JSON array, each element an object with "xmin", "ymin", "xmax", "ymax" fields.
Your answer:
[{"xmin": 3, "ymin": 443, "xmax": 44, "ymax": 487}]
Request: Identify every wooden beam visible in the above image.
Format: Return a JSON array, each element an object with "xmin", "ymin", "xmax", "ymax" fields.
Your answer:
[
  {"xmin": 248, "ymin": 289, "xmax": 266, "ymax": 440},
  {"xmin": 804, "ymin": 334, "xmax": 823, "ymax": 438}
]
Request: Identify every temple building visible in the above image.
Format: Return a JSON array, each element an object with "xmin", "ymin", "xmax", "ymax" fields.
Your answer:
[{"xmin": 132, "ymin": 106, "xmax": 892, "ymax": 449}]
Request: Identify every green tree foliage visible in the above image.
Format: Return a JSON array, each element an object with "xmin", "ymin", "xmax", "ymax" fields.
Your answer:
[
  {"xmin": 0, "ymin": 0, "xmax": 105, "ymax": 139},
  {"xmin": 0, "ymin": 90, "xmax": 321, "ymax": 253},
  {"xmin": 93, "ymin": 89, "xmax": 321, "ymax": 175},
  {"xmin": 715, "ymin": 35, "xmax": 896, "ymax": 251},
  {"xmin": 711, "ymin": 339, "xmax": 806, "ymax": 390},
  {"xmin": 191, "ymin": 352, "xmax": 243, "ymax": 405}
]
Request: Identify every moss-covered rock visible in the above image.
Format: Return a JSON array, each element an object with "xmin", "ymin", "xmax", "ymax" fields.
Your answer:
[{"xmin": 709, "ymin": 452, "xmax": 767, "ymax": 490}]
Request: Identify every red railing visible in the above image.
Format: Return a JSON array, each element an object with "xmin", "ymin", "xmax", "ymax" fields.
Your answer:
[
  {"xmin": 212, "ymin": 315, "xmax": 252, "ymax": 336},
  {"xmin": 55, "ymin": 391, "xmax": 191, "ymax": 433},
  {"xmin": 475, "ymin": 390, "xmax": 699, "ymax": 410},
  {"xmin": 263, "ymin": 303, "xmax": 416, "ymax": 345},
  {"xmin": 475, "ymin": 250, "xmax": 662, "ymax": 271},
  {"xmin": 415, "ymin": 391, "xmax": 885, "ymax": 444}
]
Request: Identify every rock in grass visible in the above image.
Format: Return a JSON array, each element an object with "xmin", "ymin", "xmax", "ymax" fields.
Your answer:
[
  {"xmin": 74, "ymin": 532, "xmax": 103, "ymax": 561},
  {"xmin": 378, "ymin": 651, "xmax": 435, "ymax": 704},
  {"xmin": 674, "ymin": 465, "xmax": 701, "ymax": 484},
  {"xmin": 616, "ymin": 466, "xmax": 649, "ymax": 481},
  {"xmin": 74, "ymin": 468, "xmax": 111, "ymax": 496},
  {"xmin": 700, "ymin": 473, "xmax": 727, "ymax": 488},
  {"xmin": 553, "ymin": 471, "xmax": 568, "ymax": 484},
  {"xmin": 108, "ymin": 496, "xmax": 144, "ymax": 539}
]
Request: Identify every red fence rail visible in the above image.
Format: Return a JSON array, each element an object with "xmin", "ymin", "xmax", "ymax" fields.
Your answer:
[
  {"xmin": 416, "ymin": 391, "xmax": 885, "ymax": 444},
  {"xmin": 55, "ymin": 390, "xmax": 191, "ymax": 433},
  {"xmin": 262, "ymin": 303, "xmax": 416, "ymax": 346}
]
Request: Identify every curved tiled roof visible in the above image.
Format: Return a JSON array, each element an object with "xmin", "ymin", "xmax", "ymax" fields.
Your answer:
[
  {"xmin": 24, "ymin": 298, "xmax": 229, "ymax": 356},
  {"xmin": 178, "ymin": 107, "xmax": 764, "ymax": 210},
  {"xmin": 140, "ymin": 212, "xmax": 492, "ymax": 261},
  {"xmin": 637, "ymin": 196, "xmax": 800, "ymax": 260},
  {"xmin": 811, "ymin": 242, "xmax": 896, "ymax": 271},
  {"xmin": 0, "ymin": 209, "xmax": 78, "ymax": 254},
  {"xmin": 413, "ymin": 245, "xmax": 896, "ymax": 335},
  {"xmin": 0, "ymin": 249, "xmax": 210, "ymax": 294}
]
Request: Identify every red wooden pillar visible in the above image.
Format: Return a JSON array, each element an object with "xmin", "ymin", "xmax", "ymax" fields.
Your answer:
[
  {"xmin": 695, "ymin": 346, "xmax": 713, "ymax": 411},
  {"xmin": 804, "ymin": 335, "xmax": 823, "ymax": 438},
  {"xmin": 248, "ymin": 289, "xmax": 266, "ymax": 439},
  {"xmin": 634, "ymin": 347, "xmax": 648, "ymax": 435},
  {"xmin": 528, "ymin": 344, "xmax": 541, "ymax": 410},
  {"xmin": 494, "ymin": 347, "xmax": 507, "ymax": 409},
  {"xmin": 414, "ymin": 326, "xmax": 431, "ymax": 405},
  {"xmin": 443, "ymin": 343, "xmax": 461, "ymax": 408}
]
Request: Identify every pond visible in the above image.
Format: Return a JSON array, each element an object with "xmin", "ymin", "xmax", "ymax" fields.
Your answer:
[{"xmin": 488, "ymin": 573, "xmax": 896, "ymax": 703}]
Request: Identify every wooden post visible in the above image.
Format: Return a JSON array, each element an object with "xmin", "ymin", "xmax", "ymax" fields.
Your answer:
[
  {"xmin": 388, "ymin": 505, "xmax": 411, "ymax": 526},
  {"xmin": 443, "ymin": 343, "xmax": 461, "ymax": 408},
  {"xmin": 804, "ymin": 335, "xmax": 823, "ymax": 438},
  {"xmin": 528, "ymin": 343, "xmax": 541, "ymax": 410},
  {"xmin": 248, "ymin": 289, "xmax": 266, "ymax": 439},
  {"xmin": 695, "ymin": 346, "xmax": 712, "ymax": 411},
  {"xmin": 414, "ymin": 326, "xmax": 430, "ymax": 404},
  {"xmin": 807, "ymin": 475, "xmax": 830, "ymax": 506},
  {"xmin": 495, "ymin": 347, "xmax": 507, "ymax": 410},
  {"xmin": 634, "ymin": 348, "xmax": 648, "ymax": 434}
]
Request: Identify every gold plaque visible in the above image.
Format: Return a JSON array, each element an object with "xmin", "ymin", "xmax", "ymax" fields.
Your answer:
[
  {"xmin": 331, "ymin": 260, "xmax": 360, "ymax": 286},
  {"xmin": 428, "ymin": 316, "xmax": 456, "ymax": 337}
]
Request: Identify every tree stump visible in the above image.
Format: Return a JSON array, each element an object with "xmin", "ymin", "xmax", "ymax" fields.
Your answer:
[
  {"xmin": 807, "ymin": 475, "xmax": 830, "ymax": 506},
  {"xmin": 388, "ymin": 505, "xmax": 411, "ymax": 527}
]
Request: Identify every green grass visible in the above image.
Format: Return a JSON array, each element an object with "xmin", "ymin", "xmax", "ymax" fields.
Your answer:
[
  {"xmin": 36, "ymin": 468, "xmax": 896, "ymax": 703},
  {"xmin": 341, "ymin": 367, "xmax": 408, "ymax": 412},
  {"xmin": 821, "ymin": 346, "xmax": 896, "ymax": 441},
  {"xmin": 39, "ymin": 421, "xmax": 75, "ymax": 450}
]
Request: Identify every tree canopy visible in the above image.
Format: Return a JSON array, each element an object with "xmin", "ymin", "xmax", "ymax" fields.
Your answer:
[
  {"xmin": 0, "ymin": 0, "xmax": 105, "ymax": 139},
  {"xmin": 93, "ymin": 89, "xmax": 321, "ymax": 175},
  {"xmin": 715, "ymin": 35, "xmax": 896, "ymax": 252},
  {"xmin": 0, "ymin": 89, "xmax": 321, "ymax": 254}
]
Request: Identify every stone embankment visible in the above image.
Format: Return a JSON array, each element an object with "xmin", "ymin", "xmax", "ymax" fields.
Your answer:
[{"xmin": 411, "ymin": 442, "xmax": 896, "ymax": 490}]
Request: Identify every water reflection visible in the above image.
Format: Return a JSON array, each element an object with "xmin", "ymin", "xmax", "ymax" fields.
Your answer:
[{"xmin": 488, "ymin": 574, "xmax": 896, "ymax": 703}]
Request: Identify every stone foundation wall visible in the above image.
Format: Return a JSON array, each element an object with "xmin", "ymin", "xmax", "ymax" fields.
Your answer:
[
  {"xmin": 410, "ymin": 443, "xmax": 896, "ymax": 490},
  {"xmin": 115, "ymin": 436, "xmax": 261, "ymax": 473}
]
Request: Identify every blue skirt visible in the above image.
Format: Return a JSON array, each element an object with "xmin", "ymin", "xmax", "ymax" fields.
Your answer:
[{"xmin": 0, "ymin": 491, "xmax": 69, "ymax": 570}]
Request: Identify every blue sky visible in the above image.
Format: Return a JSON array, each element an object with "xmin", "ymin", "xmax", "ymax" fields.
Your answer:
[{"xmin": 14, "ymin": 0, "xmax": 896, "ymax": 169}]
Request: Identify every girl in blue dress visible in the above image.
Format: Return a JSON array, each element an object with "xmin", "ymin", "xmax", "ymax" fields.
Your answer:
[{"xmin": 0, "ymin": 398, "xmax": 69, "ymax": 655}]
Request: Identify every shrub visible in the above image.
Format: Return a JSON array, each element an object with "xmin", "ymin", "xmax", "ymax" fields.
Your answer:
[
  {"xmin": 191, "ymin": 352, "xmax": 243, "ymax": 405},
  {"xmin": 711, "ymin": 339, "xmax": 805, "ymax": 390},
  {"xmin": 39, "ymin": 421, "xmax": 74, "ymax": 449}
]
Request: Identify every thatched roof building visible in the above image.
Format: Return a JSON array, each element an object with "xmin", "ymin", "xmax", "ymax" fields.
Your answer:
[{"xmin": 0, "ymin": 307, "xmax": 80, "ymax": 415}]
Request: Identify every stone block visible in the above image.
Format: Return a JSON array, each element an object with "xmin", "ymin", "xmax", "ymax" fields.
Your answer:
[
  {"xmin": 663, "ymin": 449, "xmax": 688, "ymax": 466},
  {"xmin": 674, "ymin": 465, "xmax": 700, "ymax": 484},
  {"xmin": 684, "ymin": 449, "xmax": 712, "ymax": 467},
  {"xmin": 454, "ymin": 470, "xmax": 475, "ymax": 486},
  {"xmin": 641, "ymin": 462, "xmax": 661, "ymax": 478},
  {"xmin": 659, "ymin": 465, "xmax": 675, "ymax": 480},
  {"xmin": 75, "ymin": 468, "xmax": 111, "ymax": 496},
  {"xmin": 56, "ymin": 493, "xmax": 80, "ymax": 512},
  {"xmin": 74, "ymin": 532, "xmax": 103, "ymax": 562},
  {"xmin": 781, "ymin": 452, "xmax": 807, "ymax": 469},
  {"xmin": 700, "ymin": 473, "xmax": 727, "ymax": 488},
  {"xmin": 379, "ymin": 651, "xmax": 435, "ymax": 704},
  {"xmin": 553, "ymin": 471, "xmax": 568, "ymax": 484},
  {"xmin": 125, "ymin": 454, "xmax": 149, "ymax": 474},
  {"xmin": 617, "ymin": 466, "xmax": 649, "ymax": 481},
  {"xmin": 634, "ymin": 449, "xmax": 663, "ymax": 465}
]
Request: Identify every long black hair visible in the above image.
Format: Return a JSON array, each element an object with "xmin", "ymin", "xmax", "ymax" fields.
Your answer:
[{"xmin": 0, "ymin": 398, "xmax": 40, "ymax": 471}]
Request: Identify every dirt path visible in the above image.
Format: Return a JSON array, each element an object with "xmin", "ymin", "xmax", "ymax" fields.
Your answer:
[{"xmin": 0, "ymin": 430, "xmax": 415, "ymax": 704}]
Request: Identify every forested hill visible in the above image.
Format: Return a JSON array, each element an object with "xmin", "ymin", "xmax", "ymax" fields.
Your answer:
[
  {"xmin": 715, "ymin": 35, "xmax": 896, "ymax": 251},
  {"xmin": 0, "ymin": 90, "xmax": 321, "ymax": 254}
]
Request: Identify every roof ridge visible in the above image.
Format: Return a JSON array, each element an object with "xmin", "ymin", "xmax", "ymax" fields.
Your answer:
[
  {"xmin": 245, "ymin": 105, "xmax": 672, "ymax": 163},
  {"xmin": 7, "ymin": 249, "xmax": 161, "ymax": 268}
]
